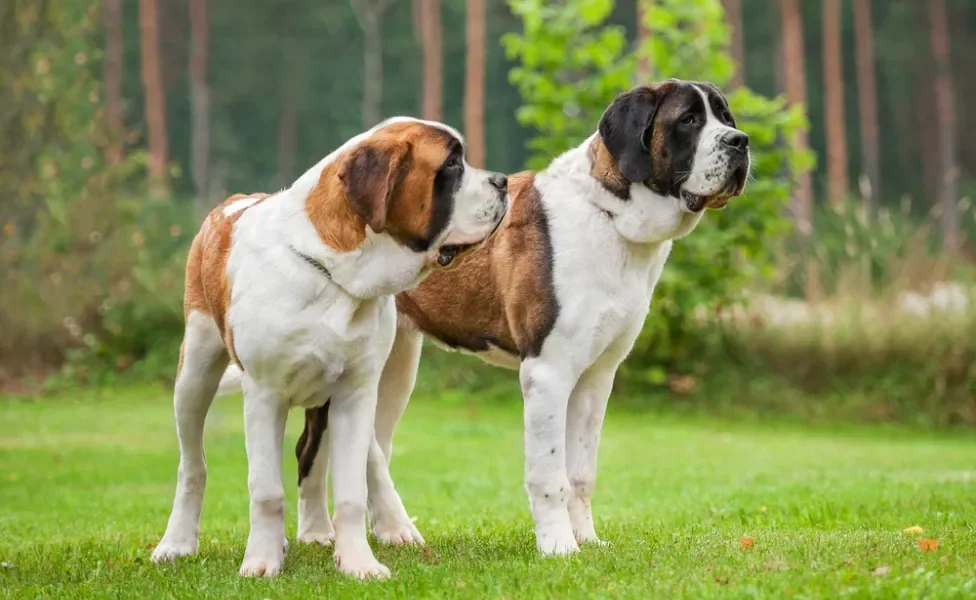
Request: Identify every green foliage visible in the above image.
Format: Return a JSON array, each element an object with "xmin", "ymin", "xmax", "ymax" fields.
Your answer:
[
  {"xmin": 0, "ymin": 0, "xmax": 185, "ymax": 385},
  {"xmin": 503, "ymin": 0, "xmax": 812, "ymax": 379}
]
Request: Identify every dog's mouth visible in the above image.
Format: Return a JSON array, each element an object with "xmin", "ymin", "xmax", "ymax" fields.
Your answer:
[{"xmin": 681, "ymin": 165, "xmax": 749, "ymax": 212}]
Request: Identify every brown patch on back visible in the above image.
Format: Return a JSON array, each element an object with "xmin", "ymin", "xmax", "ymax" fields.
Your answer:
[
  {"xmin": 397, "ymin": 171, "xmax": 560, "ymax": 360},
  {"xmin": 182, "ymin": 192, "xmax": 273, "ymax": 366}
]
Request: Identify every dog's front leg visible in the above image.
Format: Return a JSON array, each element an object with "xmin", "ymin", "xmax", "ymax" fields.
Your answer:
[
  {"xmin": 240, "ymin": 384, "xmax": 289, "ymax": 577},
  {"xmin": 565, "ymin": 368, "xmax": 615, "ymax": 545},
  {"xmin": 520, "ymin": 359, "xmax": 579, "ymax": 555},
  {"xmin": 329, "ymin": 389, "xmax": 391, "ymax": 580}
]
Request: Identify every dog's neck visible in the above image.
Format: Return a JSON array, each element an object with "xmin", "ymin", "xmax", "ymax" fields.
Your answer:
[
  {"xmin": 546, "ymin": 134, "xmax": 704, "ymax": 245},
  {"xmin": 267, "ymin": 161, "xmax": 430, "ymax": 300}
]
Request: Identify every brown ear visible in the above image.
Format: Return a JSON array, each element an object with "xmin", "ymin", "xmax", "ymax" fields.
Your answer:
[{"xmin": 338, "ymin": 140, "xmax": 410, "ymax": 233}]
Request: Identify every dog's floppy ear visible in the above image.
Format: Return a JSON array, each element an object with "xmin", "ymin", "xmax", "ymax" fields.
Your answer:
[
  {"xmin": 598, "ymin": 83, "xmax": 669, "ymax": 184},
  {"xmin": 339, "ymin": 140, "xmax": 411, "ymax": 233}
]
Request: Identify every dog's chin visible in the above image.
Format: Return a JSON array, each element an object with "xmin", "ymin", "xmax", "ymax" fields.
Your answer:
[{"xmin": 681, "ymin": 168, "xmax": 748, "ymax": 212}]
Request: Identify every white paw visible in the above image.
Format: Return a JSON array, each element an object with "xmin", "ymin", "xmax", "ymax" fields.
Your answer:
[
  {"xmin": 298, "ymin": 529, "xmax": 336, "ymax": 546},
  {"xmin": 573, "ymin": 527, "xmax": 608, "ymax": 546},
  {"xmin": 239, "ymin": 546, "xmax": 285, "ymax": 578},
  {"xmin": 372, "ymin": 519, "xmax": 425, "ymax": 546},
  {"xmin": 334, "ymin": 552, "xmax": 391, "ymax": 580},
  {"xmin": 151, "ymin": 536, "xmax": 197, "ymax": 562},
  {"xmin": 537, "ymin": 528, "xmax": 580, "ymax": 556}
]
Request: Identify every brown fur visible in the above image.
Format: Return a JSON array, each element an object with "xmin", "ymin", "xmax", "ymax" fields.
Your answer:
[
  {"xmin": 396, "ymin": 172, "xmax": 559, "ymax": 360},
  {"xmin": 305, "ymin": 122, "xmax": 457, "ymax": 253},
  {"xmin": 588, "ymin": 137, "xmax": 631, "ymax": 201}
]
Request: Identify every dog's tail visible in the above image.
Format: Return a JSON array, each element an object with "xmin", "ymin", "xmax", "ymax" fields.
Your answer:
[{"xmin": 215, "ymin": 364, "xmax": 244, "ymax": 397}]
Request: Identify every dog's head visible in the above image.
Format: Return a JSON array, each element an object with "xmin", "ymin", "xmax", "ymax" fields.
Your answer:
[
  {"xmin": 598, "ymin": 79, "xmax": 750, "ymax": 212},
  {"xmin": 337, "ymin": 118, "xmax": 508, "ymax": 267}
]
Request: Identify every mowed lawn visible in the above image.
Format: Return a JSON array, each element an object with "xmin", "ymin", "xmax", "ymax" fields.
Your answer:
[{"xmin": 2, "ymin": 385, "xmax": 976, "ymax": 599}]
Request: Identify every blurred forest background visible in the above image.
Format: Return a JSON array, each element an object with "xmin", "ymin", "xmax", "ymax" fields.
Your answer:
[{"xmin": 1, "ymin": 0, "xmax": 974, "ymax": 426}]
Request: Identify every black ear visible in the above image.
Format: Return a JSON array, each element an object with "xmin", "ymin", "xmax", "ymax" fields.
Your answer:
[
  {"xmin": 338, "ymin": 140, "xmax": 410, "ymax": 233},
  {"xmin": 598, "ymin": 85, "xmax": 666, "ymax": 183}
]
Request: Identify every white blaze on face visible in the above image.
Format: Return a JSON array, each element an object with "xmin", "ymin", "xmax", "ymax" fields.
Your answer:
[
  {"xmin": 441, "ymin": 161, "xmax": 508, "ymax": 247},
  {"xmin": 682, "ymin": 85, "xmax": 741, "ymax": 198}
]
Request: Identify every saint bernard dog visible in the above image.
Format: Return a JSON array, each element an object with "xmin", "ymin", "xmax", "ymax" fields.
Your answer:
[
  {"xmin": 219, "ymin": 78, "xmax": 752, "ymax": 562},
  {"xmin": 150, "ymin": 117, "xmax": 508, "ymax": 580}
]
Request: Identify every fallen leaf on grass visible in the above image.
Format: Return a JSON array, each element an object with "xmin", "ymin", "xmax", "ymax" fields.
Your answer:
[
  {"xmin": 871, "ymin": 566, "xmax": 889, "ymax": 576},
  {"xmin": 918, "ymin": 539, "xmax": 939, "ymax": 552},
  {"xmin": 144, "ymin": 543, "xmax": 154, "ymax": 551},
  {"xmin": 714, "ymin": 576, "xmax": 729, "ymax": 585},
  {"xmin": 902, "ymin": 526, "xmax": 924, "ymax": 535},
  {"xmin": 740, "ymin": 536, "xmax": 754, "ymax": 550},
  {"xmin": 421, "ymin": 547, "xmax": 440, "ymax": 565}
]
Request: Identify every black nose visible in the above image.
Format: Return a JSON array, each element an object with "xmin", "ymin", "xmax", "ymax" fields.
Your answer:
[
  {"xmin": 488, "ymin": 174, "xmax": 507, "ymax": 192},
  {"xmin": 722, "ymin": 131, "xmax": 749, "ymax": 150}
]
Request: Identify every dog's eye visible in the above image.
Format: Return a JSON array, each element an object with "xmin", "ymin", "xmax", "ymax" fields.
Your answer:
[
  {"xmin": 445, "ymin": 157, "xmax": 462, "ymax": 170},
  {"xmin": 681, "ymin": 114, "xmax": 697, "ymax": 126},
  {"xmin": 723, "ymin": 111, "xmax": 734, "ymax": 124}
]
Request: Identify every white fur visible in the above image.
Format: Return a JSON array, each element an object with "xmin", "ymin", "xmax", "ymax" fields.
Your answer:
[
  {"xmin": 152, "ymin": 116, "xmax": 506, "ymax": 580},
  {"xmin": 222, "ymin": 196, "xmax": 262, "ymax": 217}
]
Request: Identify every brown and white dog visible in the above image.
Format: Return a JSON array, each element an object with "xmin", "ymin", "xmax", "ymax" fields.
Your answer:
[
  {"xmin": 151, "ymin": 117, "xmax": 508, "ymax": 579},
  {"xmin": 220, "ymin": 79, "xmax": 751, "ymax": 558}
]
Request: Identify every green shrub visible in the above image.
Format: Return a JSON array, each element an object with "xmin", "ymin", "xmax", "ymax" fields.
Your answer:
[{"xmin": 503, "ymin": 0, "xmax": 812, "ymax": 382}]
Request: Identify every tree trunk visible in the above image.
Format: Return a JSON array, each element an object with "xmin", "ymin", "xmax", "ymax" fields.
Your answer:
[
  {"xmin": 464, "ymin": 0, "xmax": 485, "ymax": 167},
  {"xmin": 103, "ymin": 0, "xmax": 124, "ymax": 166},
  {"xmin": 721, "ymin": 0, "xmax": 745, "ymax": 89},
  {"xmin": 419, "ymin": 0, "xmax": 442, "ymax": 122},
  {"xmin": 352, "ymin": 0, "xmax": 389, "ymax": 129},
  {"xmin": 277, "ymin": 43, "xmax": 301, "ymax": 189},
  {"xmin": 853, "ymin": 0, "xmax": 880, "ymax": 215},
  {"xmin": 636, "ymin": 0, "xmax": 652, "ymax": 81},
  {"xmin": 928, "ymin": 0, "xmax": 958, "ymax": 251},
  {"xmin": 781, "ymin": 0, "xmax": 815, "ymax": 297},
  {"xmin": 139, "ymin": 0, "xmax": 168, "ymax": 195},
  {"xmin": 780, "ymin": 0, "xmax": 812, "ymax": 232},
  {"xmin": 189, "ymin": 0, "xmax": 211, "ymax": 216},
  {"xmin": 822, "ymin": 0, "xmax": 849, "ymax": 207}
]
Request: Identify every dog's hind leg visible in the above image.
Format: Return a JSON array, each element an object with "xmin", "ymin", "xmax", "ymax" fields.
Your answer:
[
  {"xmin": 152, "ymin": 311, "xmax": 229, "ymax": 562},
  {"xmin": 364, "ymin": 321, "xmax": 425, "ymax": 544},
  {"xmin": 295, "ymin": 403, "xmax": 335, "ymax": 546},
  {"xmin": 373, "ymin": 320, "xmax": 423, "ymax": 461}
]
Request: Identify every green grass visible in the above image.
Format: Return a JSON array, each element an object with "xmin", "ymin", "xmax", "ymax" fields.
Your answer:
[{"xmin": 2, "ymin": 384, "xmax": 976, "ymax": 598}]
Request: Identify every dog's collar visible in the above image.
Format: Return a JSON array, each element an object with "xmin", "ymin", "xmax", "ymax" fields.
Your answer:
[{"xmin": 289, "ymin": 246, "xmax": 332, "ymax": 280}]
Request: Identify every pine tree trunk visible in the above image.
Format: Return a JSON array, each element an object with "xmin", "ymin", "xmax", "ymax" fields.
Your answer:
[
  {"xmin": 464, "ymin": 0, "xmax": 485, "ymax": 167},
  {"xmin": 189, "ymin": 0, "xmax": 211, "ymax": 216},
  {"xmin": 721, "ymin": 0, "xmax": 745, "ymax": 89},
  {"xmin": 781, "ymin": 0, "xmax": 815, "ymax": 298},
  {"xmin": 822, "ymin": 0, "xmax": 849, "ymax": 207},
  {"xmin": 780, "ymin": 0, "xmax": 812, "ymax": 233},
  {"xmin": 139, "ymin": 0, "xmax": 168, "ymax": 196},
  {"xmin": 352, "ymin": 0, "xmax": 390, "ymax": 129},
  {"xmin": 928, "ymin": 0, "xmax": 958, "ymax": 251},
  {"xmin": 276, "ymin": 44, "xmax": 301, "ymax": 190},
  {"xmin": 853, "ymin": 0, "xmax": 880, "ymax": 214},
  {"xmin": 419, "ymin": 0, "xmax": 442, "ymax": 121},
  {"xmin": 103, "ymin": 0, "xmax": 124, "ymax": 166},
  {"xmin": 636, "ymin": 0, "xmax": 652, "ymax": 81}
]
